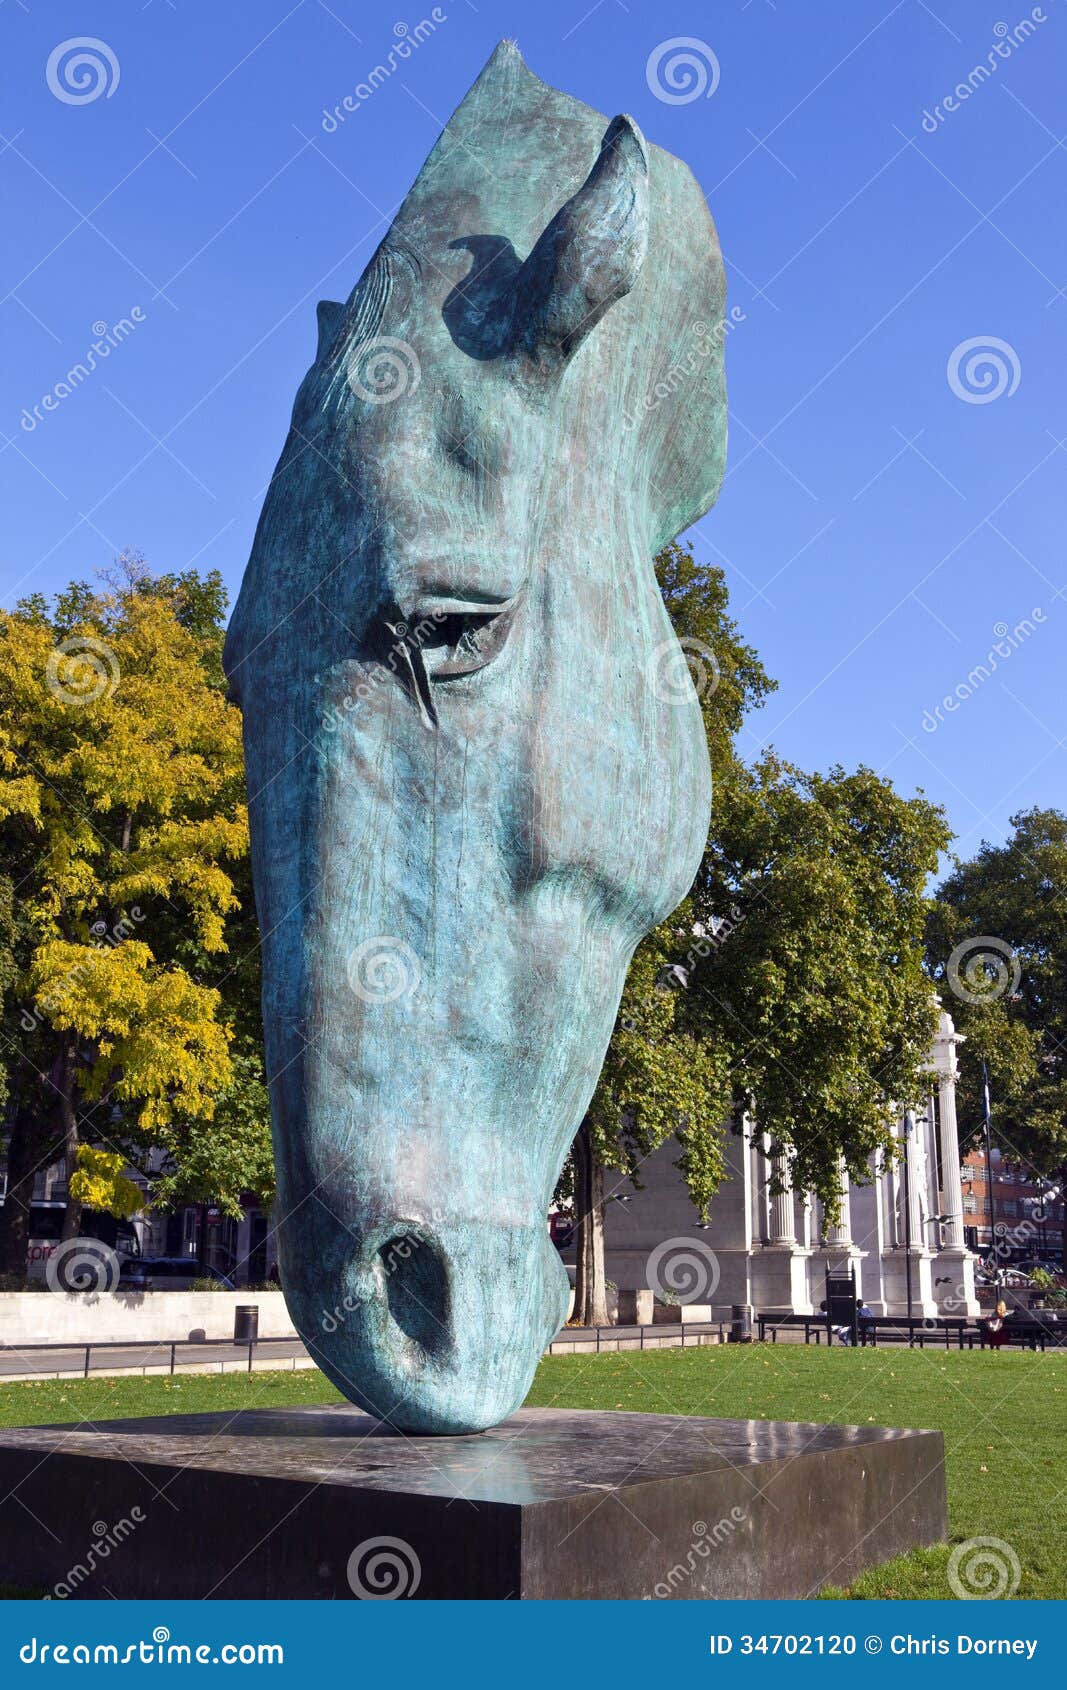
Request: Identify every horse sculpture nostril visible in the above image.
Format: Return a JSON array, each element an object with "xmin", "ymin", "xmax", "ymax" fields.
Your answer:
[
  {"xmin": 297, "ymin": 1216, "xmax": 569, "ymax": 1432},
  {"xmin": 378, "ymin": 1230, "xmax": 453, "ymax": 1364}
]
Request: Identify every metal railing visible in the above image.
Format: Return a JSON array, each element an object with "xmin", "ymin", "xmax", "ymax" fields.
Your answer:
[
  {"xmin": 0, "ymin": 1321, "xmax": 731, "ymax": 1382},
  {"xmin": 548, "ymin": 1319, "xmax": 724, "ymax": 1353},
  {"xmin": 0, "ymin": 1333, "xmax": 308, "ymax": 1379}
]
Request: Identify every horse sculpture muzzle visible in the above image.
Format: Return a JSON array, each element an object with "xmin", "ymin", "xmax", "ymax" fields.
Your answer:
[{"xmin": 223, "ymin": 42, "xmax": 727, "ymax": 1433}]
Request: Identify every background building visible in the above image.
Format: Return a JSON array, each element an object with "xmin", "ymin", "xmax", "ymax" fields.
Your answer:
[
  {"xmin": 960, "ymin": 1147, "xmax": 1063, "ymax": 1259},
  {"xmin": 597, "ymin": 1006, "xmax": 982, "ymax": 1318},
  {"xmin": 0, "ymin": 1148, "xmax": 273, "ymax": 1285}
]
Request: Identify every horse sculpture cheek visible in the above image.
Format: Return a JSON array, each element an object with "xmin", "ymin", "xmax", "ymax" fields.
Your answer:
[
  {"xmin": 225, "ymin": 41, "xmax": 726, "ymax": 1434},
  {"xmin": 243, "ymin": 593, "xmax": 709, "ymax": 1436}
]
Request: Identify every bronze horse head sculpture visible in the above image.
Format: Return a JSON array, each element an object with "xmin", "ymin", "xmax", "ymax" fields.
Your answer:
[{"xmin": 224, "ymin": 42, "xmax": 725, "ymax": 1433}]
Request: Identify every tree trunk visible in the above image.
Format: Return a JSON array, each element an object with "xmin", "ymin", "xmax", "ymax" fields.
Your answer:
[
  {"xmin": 0, "ymin": 1108, "xmax": 36, "ymax": 1278},
  {"xmin": 572, "ymin": 1117, "xmax": 610, "ymax": 1328},
  {"xmin": 1, "ymin": 1049, "xmax": 69, "ymax": 1278},
  {"xmin": 1061, "ymin": 1161, "xmax": 1067, "ymax": 1272},
  {"xmin": 59, "ymin": 1043, "xmax": 81, "ymax": 1243}
]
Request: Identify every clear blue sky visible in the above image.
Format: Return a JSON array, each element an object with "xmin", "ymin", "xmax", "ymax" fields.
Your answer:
[{"xmin": 3, "ymin": 0, "xmax": 1064, "ymax": 861}]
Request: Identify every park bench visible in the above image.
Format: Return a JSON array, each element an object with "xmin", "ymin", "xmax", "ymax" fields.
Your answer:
[
  {"xmin": 758, "ymin": 1312, "xmax": 972, "ymax": 1348},
  {"xmin": 858, "ymin": 1316, "xmax": 969, "ymax": 1350},
  {"xmin": 757, "ymin": 1313, "xmax": 830, "ymax": 1344},
  {"xmin": 973, "ymin": 1315, "xmax": 1064, "ymax": 1351}
]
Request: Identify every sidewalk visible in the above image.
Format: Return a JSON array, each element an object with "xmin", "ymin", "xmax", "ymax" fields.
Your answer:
[
  {"xmin": 0, "ymin": 1337, "xmax": 315, "ymax": 1383},
  {"xmin": 0, "ymin": 1320, "xmax": 725, "ymax": 1384}
]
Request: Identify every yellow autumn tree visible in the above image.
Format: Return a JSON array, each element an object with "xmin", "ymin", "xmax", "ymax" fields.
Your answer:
[{"xmin": 0, "ymin": 558, "xmax": 255, "ymax": 1275}]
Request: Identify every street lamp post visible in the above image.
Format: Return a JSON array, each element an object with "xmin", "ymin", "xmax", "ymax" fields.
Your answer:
[{"xmin": 982, "ymin": 1061, "xmax": 999, "ymax": 1264}]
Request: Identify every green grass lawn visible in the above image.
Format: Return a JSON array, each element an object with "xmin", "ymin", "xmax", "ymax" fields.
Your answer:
[
  {"xmin": 527, "ymin": 1344, "xmax": 1066, "ymax": 1599},
  {"xmin": 1, "ymin": 1345, "xmax": 1062, "ymax": 1599}
]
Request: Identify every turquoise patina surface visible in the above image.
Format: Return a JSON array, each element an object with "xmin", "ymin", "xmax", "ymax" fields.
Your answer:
[{"xmin": 223, "ymin": 42, "xmax": 726, "ymax": 1434}]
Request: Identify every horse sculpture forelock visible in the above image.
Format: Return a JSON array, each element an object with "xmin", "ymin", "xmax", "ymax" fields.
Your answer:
[{"xmin": 224, "ymin": 41, "xmax": 725, "ymax": 1433}]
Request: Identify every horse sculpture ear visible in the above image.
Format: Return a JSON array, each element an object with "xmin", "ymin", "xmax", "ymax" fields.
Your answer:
[
  {"xmin": 514, "ymin": 114, "xmax": 648, "ymax": 372},
  {"xmin": 316, "ymin": 300, "xmax": 344, "ymax": 361}
]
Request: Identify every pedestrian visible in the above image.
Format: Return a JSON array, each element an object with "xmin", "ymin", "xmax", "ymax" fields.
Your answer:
[{"xmin": 984, "ymin": 1299, "xmax": 1010, "ymax": 1350}]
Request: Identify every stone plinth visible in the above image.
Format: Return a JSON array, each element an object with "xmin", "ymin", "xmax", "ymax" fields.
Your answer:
[{"xmin": 0, "ymin": 1405, "xmax": 946, "ymax": 1600}]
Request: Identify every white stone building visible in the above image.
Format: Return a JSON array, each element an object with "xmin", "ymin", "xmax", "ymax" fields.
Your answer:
[{"xmin": 601, "ymin": 1006, "xmax": 979, "ymax": 1319}]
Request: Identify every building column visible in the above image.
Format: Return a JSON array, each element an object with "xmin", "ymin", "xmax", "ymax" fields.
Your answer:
[
  {"xmin": 823, "ymin": 1162, "xmax": 852, "ymax": 1245},
  {"xmin": 878, "ymin": 1107, "xmax": 939, "ymax": 1317},
  {"xmin": 749, "ymin": 1141, "xmax": 813, "ymax": 1312},
  {"xmin": 933, "ymin": 1014, "xmax": 966, "ymax": 1248},
  {"xmin": 801, "ymin": 1193, "xmax": 814, "ymax": 1250},
  {"xmin": 928, "ymin": 1003, "xmax": 980, "ymax": 1314},
  {"xmin": 768, "ymin": 1155, "xmax": 796, "ymax": 1243},
  {"xmin": 903, "ymin": 1110, "xmax": 924, "ymax": 1246}
]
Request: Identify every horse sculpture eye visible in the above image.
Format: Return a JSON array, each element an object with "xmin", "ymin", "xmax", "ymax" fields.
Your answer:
[{"xmin": 420, "ymin": 602, "xmax": 517, "ymax": 678}]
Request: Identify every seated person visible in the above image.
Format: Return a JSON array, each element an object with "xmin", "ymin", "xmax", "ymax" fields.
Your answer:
[{"xmin": 983, "ymin": 1300, "xmax": 1011, "ymax": 1348}]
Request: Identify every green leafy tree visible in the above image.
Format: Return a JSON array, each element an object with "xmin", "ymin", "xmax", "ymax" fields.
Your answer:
[
  {"xmin": 0, "ymin": 558, "xmax": 271, "ymax": 1277},
  {"xmin": 572, "ymin": 907, "xmax": 735, "ymax": 1324},
  {"xmin": 569, "ymin": 545, "xmax": 950, "ymax": 1326},
  {"xmin": 691, "ymin": 756, "xmax": 950, "ymax": 1199},
  {"xmin": 569, "ymin": 544, "xmax": 773, "ymax": 1325},
  {"xmin": 927, "ymin": 808, "xmax": 1067, "ymax": 1259}
]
